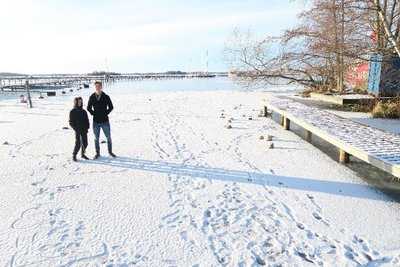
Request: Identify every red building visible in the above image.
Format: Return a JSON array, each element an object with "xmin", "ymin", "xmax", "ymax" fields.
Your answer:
[{"xmin": 346, "ymin": 63, "xmax": 369, "ymax": 90}]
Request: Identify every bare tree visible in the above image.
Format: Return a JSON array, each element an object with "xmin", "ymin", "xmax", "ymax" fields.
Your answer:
[
  {"xmin": 225, "ymin": 0, "xmax": 374, "ymax": 92},
  {"xmin": 367, "ymin": 0, "xmax": 400, "ymax": 56}
]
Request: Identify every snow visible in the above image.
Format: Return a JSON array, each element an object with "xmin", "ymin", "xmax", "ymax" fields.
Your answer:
[
  {"xmin": 328, "ymin": 110, "xmax": 400, "ymax": 135},
  {"xmin": 339, "ymin": 94, "xmax": 374, "ymax": 100},
  {"xmin": 1, "ymin": 86, "xmax": 400, "ymax": 266},
  {"xmin": 288, "ymin": 93, "xmax": 400, "ymax": 135}
]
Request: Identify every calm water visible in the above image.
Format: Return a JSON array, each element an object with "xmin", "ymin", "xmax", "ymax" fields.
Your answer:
[
  {"xmin": 106, "ymin": 77, "xmax": 243, "ymax": 93},
  {"xmin": 103, "ymin": 77, "xmax": 299, "ymax": 94},
  {"xmin": 0, "ymin": 77, "xmax": 298, "ymax": 102}
]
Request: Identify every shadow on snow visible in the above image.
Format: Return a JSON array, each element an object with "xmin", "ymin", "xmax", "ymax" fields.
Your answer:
[{"xmin": 83, "ymin": 156, "xmax": 392, "ymax": 202}]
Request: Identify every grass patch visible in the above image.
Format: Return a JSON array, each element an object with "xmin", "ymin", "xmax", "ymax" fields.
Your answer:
[{"xmin": 372, "ymin": 99, "xmax": 400, "ymax": 119}]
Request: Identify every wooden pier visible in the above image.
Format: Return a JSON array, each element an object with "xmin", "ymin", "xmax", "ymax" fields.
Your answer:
[
  {"xmin": 264, "ymin": 97, "xmax": 400, "ymax": 178},
  {"xmin": 0, "ymin": 72, "xmax": 227, "ymax": 92}
]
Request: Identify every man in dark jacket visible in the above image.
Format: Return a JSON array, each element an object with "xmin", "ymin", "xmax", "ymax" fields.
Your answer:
[
  {"xmin": 69, "ymin": 97, "xmax": 90, "ymax": 162},
  {"xmin": 87, "ymin": 81, "xmax": 116, "ymax": 159}
]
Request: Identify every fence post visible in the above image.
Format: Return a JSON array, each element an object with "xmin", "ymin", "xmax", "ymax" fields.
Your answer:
[{"xmin": 25, "ymin": 80, "xmax": 33, "ymax": 108}]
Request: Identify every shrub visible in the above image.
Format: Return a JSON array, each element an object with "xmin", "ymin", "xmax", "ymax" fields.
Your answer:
[
  {"xmin": 301, "ymin": 88, "xmax": 314, "ymax": 98},
  {"xmin": 372, "ymin": 99, "xmax": 400, "ymax": 119},
  {"xmin": 350, "ymin": 103, "xmax": 375, "ymax": 113}
]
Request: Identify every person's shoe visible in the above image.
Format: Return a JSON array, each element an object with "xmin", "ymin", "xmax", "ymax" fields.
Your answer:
[
  {"xmin": 81, "ymin": 154, "xmax": 90, "ymax": 160},
  {"xmin": 109, "ymin": 152, "xmax": 117, "ymax": 158},
  {"xmin": 93, "ymin": 154, "xmax": 100, "ymax": 160},
  {"xmin": 73, "ymin": 155, "xmax": 78, "ymax": 162}
]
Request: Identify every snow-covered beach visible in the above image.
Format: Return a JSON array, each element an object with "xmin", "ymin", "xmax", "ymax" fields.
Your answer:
[{"xmin": 1, "ymin": 81, "xmax": 400, "ymax": 266}]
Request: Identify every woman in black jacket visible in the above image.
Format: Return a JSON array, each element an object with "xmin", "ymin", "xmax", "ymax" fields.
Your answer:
[{"xmin": 69, "ymin": 97, "xmax": 90, "ymax": 161}]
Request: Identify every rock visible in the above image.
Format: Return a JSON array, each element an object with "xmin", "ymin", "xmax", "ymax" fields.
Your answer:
[
  {"xmin": 248, "ymin": 117, "xmax": 253, "ymax": 120},
  {"xmin": 259, "ymin": 135, "xmax": 265, "ymax": 140},
  {"xmin": 62, "ymin": 127, "xmax": 69, "ymax": 130},
  {"xmin": 3, "ymin": 141, "xmax": 9, "ymax": 145},
  {"xmin": 266, "ymin": 135, "xmax": 273, "ymax": 141},
  {"xmin": 226, "ymin": 124, "xmax": 233, "ymax": 129},
  {"xmin": 267, "ymin": 142, "xmax": 274, "ymax": 149},
  {"xmin": 101, "ymin": 140, "xmax": 107, "ymax": 144}
]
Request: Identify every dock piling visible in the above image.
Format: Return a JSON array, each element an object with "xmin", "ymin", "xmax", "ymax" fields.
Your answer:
[
  {"xmin": 25, "ymin": 80, "xmax": 33, "ymax": 108},
  {"xmin": 283, "ymin": 117, "xmax": 290, "ymax": 130},
  {"xmin": 305, "ymin": 130, "xmax": 312, "ymax": 142},
  {"xmin": 339, "ymin": 149, "xmax": 350, "ymax": 164}
]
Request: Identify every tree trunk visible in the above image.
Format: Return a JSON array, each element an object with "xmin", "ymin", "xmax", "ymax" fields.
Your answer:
[{"xmin": 374, "ymin": 0, "xmax": 400, "ymax": 57}]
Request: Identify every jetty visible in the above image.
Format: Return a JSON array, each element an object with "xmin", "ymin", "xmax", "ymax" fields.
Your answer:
[
  {"xmin": 0, "ymin": 72, "xmax": 227, "ymax": 93},
  {"xmin": 264, "ymin": 97, "xmax": 400, "ymax": 178}
]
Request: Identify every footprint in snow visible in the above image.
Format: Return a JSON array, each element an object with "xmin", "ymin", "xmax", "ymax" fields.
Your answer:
[{"xmin": 312, "ymin": 212, "xmax": 322, "ymax": 221}]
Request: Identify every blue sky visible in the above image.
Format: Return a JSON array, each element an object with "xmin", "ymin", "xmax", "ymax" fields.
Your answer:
[{"xmin": 0, "ymin": 0, "xmax": 304, "ymax": 73}]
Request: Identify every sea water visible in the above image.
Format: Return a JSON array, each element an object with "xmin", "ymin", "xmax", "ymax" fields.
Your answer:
[{"xmin": 0, "ymin": 77, "xmax": 298, "ymax": 102}]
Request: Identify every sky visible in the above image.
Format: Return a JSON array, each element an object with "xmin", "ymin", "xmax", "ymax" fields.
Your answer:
[{"xmin": 0, "ymin": 0, "xmax": 305, "ymax": 74}]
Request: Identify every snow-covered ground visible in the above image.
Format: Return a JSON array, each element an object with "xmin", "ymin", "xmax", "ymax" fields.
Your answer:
[{"xmin": 1, "ymin": 87, "xmax": 400, "ymax": 266}]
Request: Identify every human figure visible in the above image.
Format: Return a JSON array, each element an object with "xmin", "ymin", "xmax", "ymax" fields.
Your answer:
[
  {"xmin": 87, "ymin": 81, "xmax": 116, "ymax": 159},
  {"xmin": 69, "ymin": 97, "xmax": 90, "ymax": 162}
]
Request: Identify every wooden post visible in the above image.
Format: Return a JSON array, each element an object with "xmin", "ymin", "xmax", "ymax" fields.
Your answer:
[
  {"xmin": 339, "ymin": 149, "xmax": 350, "ymax": 164},
  {"xmin": 305, "ymin": 130, "xmax": 312, "ymax": 142},
  {"xmin": 25, "ymin": 80, "xmax": 33, "ymax": 108},
  {"xmin": 283, "ymin": 117, "xmax": 290, "ymax": 130},
  {"xmin": 264, "ymin": 106, "xmax": 268, "ymax": 117},
  {"xmin": 280, "ymin": 116, "xmax": 285, "ymax": 126}
]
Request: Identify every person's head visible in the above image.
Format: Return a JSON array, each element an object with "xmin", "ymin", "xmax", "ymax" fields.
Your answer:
[
  {"xmin": 74, "ymin": 97, "xmax": 83, "ymax": 108},
  {"xmin": 94, "ymin": 81, "xmax": 103, "ymax": 94}
]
